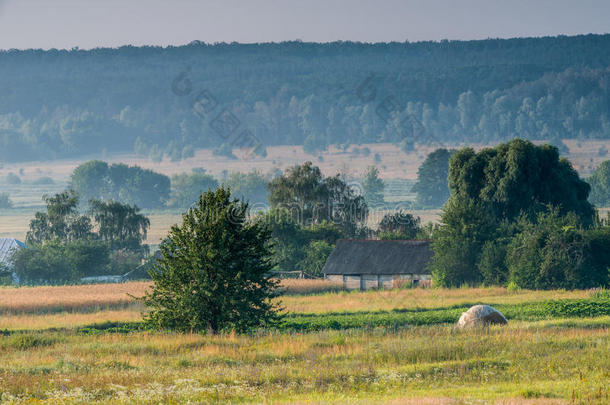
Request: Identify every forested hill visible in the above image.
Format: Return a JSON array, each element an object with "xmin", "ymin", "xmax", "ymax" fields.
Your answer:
[{"xmin": 2, "ymin": 34, "xmax": 610, "ymax": 162}]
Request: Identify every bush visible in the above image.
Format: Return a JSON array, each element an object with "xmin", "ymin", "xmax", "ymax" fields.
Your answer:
[
  {"xmin": 12, "ymin": 240, "xmax": 111, "ymax": 284},
  {"xmin": 298, "ymin": 240, "xmax": 334, "ymax": 277},
  {"xmin": 507, "ymin": 209, "xmax": 609, "ymax": 289}
]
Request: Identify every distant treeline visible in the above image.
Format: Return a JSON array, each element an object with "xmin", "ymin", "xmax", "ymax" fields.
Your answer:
[{"xmin": 1, "ymin": 35, "xmax": 610, "ymax": 162}]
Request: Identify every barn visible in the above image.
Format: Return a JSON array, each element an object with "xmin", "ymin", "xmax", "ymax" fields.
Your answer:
[{"xmin": 322, "ymin": 239, "xmax": 433, "ymax": 290}]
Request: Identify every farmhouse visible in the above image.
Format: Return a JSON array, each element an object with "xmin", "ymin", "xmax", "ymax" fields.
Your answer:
[
  {"xmin": 0, "ymin": 238, "xmax": 26, "ymax": 283},
  {"xmin": 323, "ymin": 239, "xmax": 433, "ymax": 290}
]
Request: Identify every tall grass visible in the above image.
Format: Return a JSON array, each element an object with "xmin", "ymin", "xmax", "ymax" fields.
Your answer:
[{"xmin": 0, "ymin": 324, "xmax": 607, "ymax": 403}]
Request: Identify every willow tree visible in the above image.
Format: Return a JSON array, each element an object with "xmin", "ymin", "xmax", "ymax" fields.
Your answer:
[{"xmin": 430, "ymin": 139, "xmax": 595, "ymax": 287}]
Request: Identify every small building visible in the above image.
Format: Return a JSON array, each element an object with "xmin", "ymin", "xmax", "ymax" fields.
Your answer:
[
  {"xmin": 0, "ymin": 238, "xmax": 26, "ymax": 283},
  {"xmin": 322, "ymin": 239, "xmax": 433, "ymax": 290}
]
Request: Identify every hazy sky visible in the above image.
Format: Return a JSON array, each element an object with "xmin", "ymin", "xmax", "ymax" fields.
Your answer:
[{"xmin": 0, "ymin": 0, "xmax": 609, "ymax": 50}]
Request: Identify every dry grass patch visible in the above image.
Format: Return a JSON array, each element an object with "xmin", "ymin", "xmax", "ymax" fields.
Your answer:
[{"xmin": 0, "ymin": 282, "xmax": 150, "ymax": 315}]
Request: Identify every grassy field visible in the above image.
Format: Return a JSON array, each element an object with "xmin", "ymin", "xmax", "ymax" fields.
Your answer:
[{"xmin": 0, "ymin": 282, "xmax": 608, "ymax": 403}]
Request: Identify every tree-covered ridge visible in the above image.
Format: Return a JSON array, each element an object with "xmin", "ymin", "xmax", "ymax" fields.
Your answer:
[{"xmin": 1, "ymin": 35, "xmax": 610, "ymax": 162}]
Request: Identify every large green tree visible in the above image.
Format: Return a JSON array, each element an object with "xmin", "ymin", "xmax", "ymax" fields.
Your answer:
[
  {"xmin": 71, "ymin": 161, "xmax": 170, "ymax": 209},
  {"xmin": 26, "ymin": 190, "xmax": 93, "ymax": 244},
  {"xmin": 431, "ymin": 139, "xmax": 596, "ymax": 287},
  {"xmin": 447, "ymin": 140, "xmax": 594, "ymax": 224},
  {"xmin": 143, "ymin": 187, "xmax": 280, "ymax": 333},
  {"xmin": 412, "ymin": 149, "xmax": 453, "ymax": 208},
  {"xmin": 268, "ymin": 162, "xmax": 368, "ymax": 236},
  {"xmin": 255, "ymin": 207, "xmax": 342, "ymax": 274},
  {"xmin": 362, "ymin": 166, "xmax": 385, "ymax": 208},
  {"xmin": 89, "ymin": 199, "xmax": 150, "ymax": 253}
]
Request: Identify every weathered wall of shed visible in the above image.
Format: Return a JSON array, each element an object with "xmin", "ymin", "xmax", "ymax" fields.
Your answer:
[{"xmin": 344, "ymin": 275, "xmax": 361, "ymax": 290}]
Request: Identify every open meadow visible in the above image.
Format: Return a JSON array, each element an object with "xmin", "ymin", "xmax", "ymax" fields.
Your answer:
[{"xmin": 0, "ymin": 281, "xmax": 607, "ymax": 403}]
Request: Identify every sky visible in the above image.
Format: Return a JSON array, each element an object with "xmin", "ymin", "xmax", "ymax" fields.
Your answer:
[{"xmin": 0, "ymin": 0, "xmax": 609, "ymax": 50}]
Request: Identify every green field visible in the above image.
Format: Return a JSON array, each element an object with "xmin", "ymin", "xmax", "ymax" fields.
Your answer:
[{"xmin": 0, "ymin": 283, "xmax": 607, "ymax": 403}]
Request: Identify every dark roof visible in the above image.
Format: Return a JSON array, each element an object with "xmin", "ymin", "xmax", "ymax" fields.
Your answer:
[{"xmin": 322, "ymin": 239, "xmax": 433, "ymax": 275}]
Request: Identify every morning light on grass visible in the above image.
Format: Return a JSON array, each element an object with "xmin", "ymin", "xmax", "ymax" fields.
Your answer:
[
  {"xmin": 0, "ymin": 282, "xmax": 608, "ymax": 403},
  {"xmin": 2, "ymin": 1, "xmax": 610, "ymax": 404}
]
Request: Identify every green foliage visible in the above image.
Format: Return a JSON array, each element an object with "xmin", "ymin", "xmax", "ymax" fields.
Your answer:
[
  {"xmin": 431, "ymin": 139, "xmax": 598, "ymax": 288},
  {"xmin": 11, "ymin": 239, "xmax": 111, "ymax": 284},
  {"xmin": 22, "ymin": 192, "xmax": 151, "ymax": 283},
  {"xmin": 268, "ymin": 162, "xmax": 368, "ymax": 237},
  {"xmin": 169, "ymin": 172, "xmax": 219, "ymax": 209},
  {"xmin": 255, "ymin": 208, "xmax": 342, "ymax": 273},
  {"xmin": 430, "ymin": 199, "xmax": 498, "ymax": 287},
  {"xmin": 362, "ymin": 166, "xmax": 384, "ymax": 207},
  {"xmin": 588, "ymin": 160, "xmax": 610, "ymax": 206},
  {"xmin": 448, "ymin": 140, "xmax": 594, "ymax": 224},
  {"xmin": 3, "ymin": 37, "xmax": 610, "ymax": 163},
  {"xmin": 412, "ymin": 148, "xmax": 453, "ymax": 208},
  {"xmin": 71, "ymin": 161, "xmax": 170, "ymax": 209},
  {"xmin": 89, "ymin": 199, "xmax": 150, "ymax": 254},
  {"xmin": 507, "ymin": 208, "xmax": 609, "ymax": 289},
  {"xmin": 222, "ymin": 171, "xmax": 268, "ymax": 205},
  {"xmin": 378, "ymin": 210, "xmax": 421, "ymax": 240},
  {"xmin": 298, "ymin": 240, "xmax": 334, "ymax": 277},
  {"xmin": 143, "ymin": 187, "xmax": 280, "ymax": 333},
  {"xmin": 477, "ymin": 239, "xmax": 509, "ymax": 286},
  {"xmin": 0, "ymin": 192, "xmax": 12, "ymax": 209},
  {"xmin": 26, "ymin": 190, "xmax": 93, "ymax": 245},
  {"xmin": 281, "ymin": 298, "xmax": 610, "ymax": 332}
]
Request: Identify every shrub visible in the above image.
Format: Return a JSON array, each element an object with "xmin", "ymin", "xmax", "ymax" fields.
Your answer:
[
  {"xmin": 12, "ymin": 240, "xmax": 111, "ymax": 284},
  {"xmin": 298, "ymin": 240, "xmax": 334, "ymax": 277}
]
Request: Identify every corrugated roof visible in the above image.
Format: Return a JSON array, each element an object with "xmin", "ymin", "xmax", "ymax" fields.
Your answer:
[
  {"xmin": 0, "ymin": 238, "xmax": 26, "ymax": 266},
  {"xmin": 322, "ymin": 239, "xmax": 432, "ymax": 275}
]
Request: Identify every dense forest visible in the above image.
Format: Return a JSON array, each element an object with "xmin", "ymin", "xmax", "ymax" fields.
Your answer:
[{"xmin": 1, "ymin": 34, "xmax": 610, "ymax": 162}]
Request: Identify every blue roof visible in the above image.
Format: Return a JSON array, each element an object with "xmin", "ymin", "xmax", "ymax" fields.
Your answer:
[{"xmin": 0, "ymin": 238, "xmax": 26, "ymax": 266}]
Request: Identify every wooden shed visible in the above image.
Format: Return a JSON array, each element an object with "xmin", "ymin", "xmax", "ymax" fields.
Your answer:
[{"xmin": 322, "ymin": 239, "xmax": 433, "ymax": 290}]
